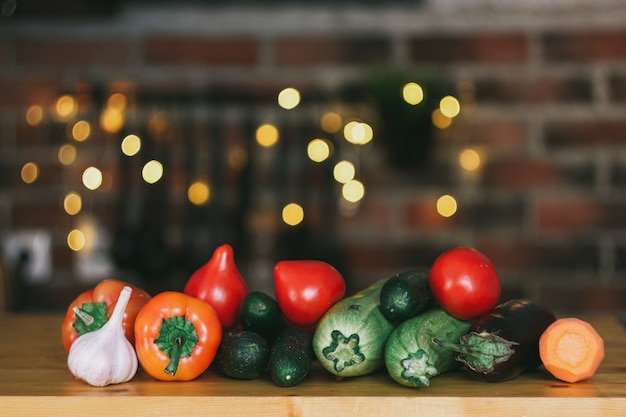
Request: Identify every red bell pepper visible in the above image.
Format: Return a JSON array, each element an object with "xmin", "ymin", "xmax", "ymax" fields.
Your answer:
[
  {"xmin": 183, "ymin": 244, "xmax": 249, "ymax": 328},
  {"xmin": 60, "ymin": 279, "xmax": 152, "ymax": 351}
]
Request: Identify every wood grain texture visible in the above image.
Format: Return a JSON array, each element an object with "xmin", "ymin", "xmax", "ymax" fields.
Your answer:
[{"xmin": 1, "ymin": 314, "xmax": 624, "ymax": 417}]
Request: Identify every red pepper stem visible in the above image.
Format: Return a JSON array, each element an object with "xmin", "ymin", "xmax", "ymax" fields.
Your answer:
[
  {"xmin": 164, "ymin": 334, "xmax": 184, "ymax": 376},
  {"xmin": 72, "ymin": 306, "xmax": 95, "ymax": 326}
]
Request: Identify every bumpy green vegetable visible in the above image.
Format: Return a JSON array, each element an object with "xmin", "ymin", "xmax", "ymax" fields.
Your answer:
[
  {"xmin": 313, "ymin": 280, "xmax": 394, "ymax": 378},
  {"xmin": 384, "ymin": 306, "xmax": 472, "ymax": 387}
]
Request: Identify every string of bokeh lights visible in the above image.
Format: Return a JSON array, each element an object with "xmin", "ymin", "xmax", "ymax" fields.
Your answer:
[{"xmin": 19, "ymin": 82, "xmax": 481, "ymax": 252}]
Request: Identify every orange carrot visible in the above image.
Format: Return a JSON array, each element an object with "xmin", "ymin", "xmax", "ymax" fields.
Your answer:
[{"xmin": 539, "ymin": 317, "xmax": 604, "ymax": 383}]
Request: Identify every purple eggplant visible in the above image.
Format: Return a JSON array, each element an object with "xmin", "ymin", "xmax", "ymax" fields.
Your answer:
[{"xmin": 433, "ymin": 298, "xmax": 556, "ymax": 382}]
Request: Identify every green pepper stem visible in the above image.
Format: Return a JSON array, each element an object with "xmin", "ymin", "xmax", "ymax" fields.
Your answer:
[
  {"xmin": 154, "ymin": 315, "xmax": 199, "ymax": 377},
  {"xmin": 433, "ymin": 337, "xmax": 483, "ymax": 359},
  {"xmin": 164, "ymin": 334, "xmax": 183, "ymax": 376},
  {"xmin": 72, "ymin": 306, "xmax": 95, "ymax": 326}
]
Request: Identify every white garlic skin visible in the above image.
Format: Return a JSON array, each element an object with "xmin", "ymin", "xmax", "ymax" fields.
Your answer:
[{"xmin": 67, "ymin": 286, "xmax": 138, "ymax": 387}]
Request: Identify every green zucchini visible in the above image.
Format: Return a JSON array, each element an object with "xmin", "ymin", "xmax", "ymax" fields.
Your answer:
[
  {"xmin": 313, "ymin": 279, "xmax": 394, "ymax": 378},
  {"xmin": 379, "ymin": 269, "xmax": 434, "ymax": 322},
  {"xmin": 269, "ymin": 327, "xmax": 313, "ymax": 387},
  {"xmin": 215, "ymin": 330, "xmax": 271, "ymax": 380},
  {"xmin": 384, "ymin": 306, "xmax": 472, "ymax": 387}
]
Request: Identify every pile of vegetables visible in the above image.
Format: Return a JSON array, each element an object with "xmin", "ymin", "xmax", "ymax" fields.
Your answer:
[{"xmin": 61, "ymin": 244, "xmax": 605, "ymax": 389}]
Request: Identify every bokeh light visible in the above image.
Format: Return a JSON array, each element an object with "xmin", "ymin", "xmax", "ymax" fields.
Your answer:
[
  {"xmin": 402, "ymin": 82, "xmax": 424, "ymax": 105},
  {"xmin": 436, "ymin": 194, "xmax": 457, "ymax": 217},
  {"xmin": 321, "ymin": 111, "xmax": 343, "ymax": 133},
  {"xmin": 282, "ymin": 202, "xmax": 304, "ymax": 226},
  {"xmin": 55, "ymin": 95, "xmax": 77, "ymax": 120},
  {"xmin": 107, "ymin": 93, "xmax": 127, "ymax": 111},
  {"xmin": 333, "ymin": 160, "xmax": 356, "ymax": 183},
  {"xmin": 256, "ymin": 123, "xmax": 279, "ymax": 147},
  {"xmin": 440, "ymin": 95, "xmax": 461, "ymax": 118},
  {"xmin": 432, "ymin": 109, "xmax": 452, "ymax": 129},
  {"xmin": 67, "ymin": 229, "xmax": 85, "ymax": 251},
  {"xmin": 25, "ymin": 105, "xmax": 44, "ymax": 126},
  {"xmin": 142, "ymin": 160, "xmax": 163, "ymax": 184},
  {"xmin": 82, "ymin": 167, "xmax": 103, "ymax": 190},
  {"xmin": 278, "ymin": 87, "xmax": 301, "ymax": 110},
  {"xmin": 63, "ymin": 192, "xmax": 82, "ymax": 216},
  {"xmin": 342, "ymin": 179, "xmax": 365, "ymax": 203},
  {"xmin": 307, "ymin": 139, "xmax": 331, "ymax": 162},
  {"xmin": 21, "ymin": 162, "xmax": 39, "ymax": 184},
  {"xmin": 344, "ymin": 121, "xmax": 373, "ymax": 145},
  {"xmin": 100, "ymin": 108, "xmax": 124, "ymax": 134},
  {"xmin": 71, "ymin": 120, "xmax": 91, "ymax": 142},
  {"xmin": 58, "ymin": 144, "xmax": 77, "ymax": 166},
  {"xmin": 188, "ymin": 181, "xmax": 210, "ymax": 205},
  {"xmin": 121, "ymin": 134, "xmax": 141, "ymax": 156},
  {"xmin": 459, "ymin": 148, "xmax": 481, "ymax": 171}
]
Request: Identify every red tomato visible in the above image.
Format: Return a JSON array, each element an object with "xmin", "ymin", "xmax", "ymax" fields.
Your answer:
[
  {"xmin": 429, "ymin": 247, "xmax": 501, "ymax": 320},
  {"xmin": 273, "ymin": 260, "xmax": 346, "ymax": 327}
]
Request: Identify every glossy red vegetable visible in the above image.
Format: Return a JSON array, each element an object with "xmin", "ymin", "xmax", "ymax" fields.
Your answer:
[
  {"xmin": 428, "ymin": 247, "xmax": 501, "ymax": 320},
  {"xmin": 61, "ymin": 279, "xmax": 152, "ymax": 352},
  {"xmin": 273, "ymin": 260, "xmax": 346, "ymax": 328},
  {"xmin": 184, "ymin": 244, "xmax": 249, "ymax": 328}
]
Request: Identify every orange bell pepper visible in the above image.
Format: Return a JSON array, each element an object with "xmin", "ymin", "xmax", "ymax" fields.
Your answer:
[
  {"xmin": 134, "ymin": 291, "xmax": 222, "ymax": 381},
  {"xmin": 61, "ymin": 279, "xmax": 152, "ymax": 351}
]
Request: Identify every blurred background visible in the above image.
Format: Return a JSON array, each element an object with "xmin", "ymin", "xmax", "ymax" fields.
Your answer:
[{"xmin": 1, "ymin": 0, "xmax": 625, "ymax": 321}]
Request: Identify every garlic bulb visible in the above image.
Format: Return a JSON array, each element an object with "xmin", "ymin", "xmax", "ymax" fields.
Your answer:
[{"xmin": 67, "ymin": 285, "xmax": 138, "ymax": 387}]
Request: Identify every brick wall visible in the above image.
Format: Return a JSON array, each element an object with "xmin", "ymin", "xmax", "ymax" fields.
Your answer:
[{"xmin": 1, "ymin": 3, "xmax": 625, "ymax": 319}]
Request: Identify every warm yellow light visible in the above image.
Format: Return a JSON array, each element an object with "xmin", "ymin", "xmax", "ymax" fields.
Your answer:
[
  {"xmin": 344, "ymin": 121, "xmax": 362, "ymax": 144},
  {"xmin": 359, "ymin": 122, "xmax": 374, "ymax": 145},
  {"xmin": 256, "ymin": 123, "xmax": 279, "ymax": 147},
  {"xmin": 344, "ymin": 121, "xmax": 373, "ymax": 145},
  {"xmin": 71, "ymin": 120, "xmax": 91, "ymax": 142},
  {"xmin": 142, "ymin": 160, "xmax": 163, "ymax": 184},
  {"xmin": 459, "ymin": 148, "xmax": 481, "ymax": 171},
  {"xmin": 228, "ymin": 146, "xmax": 249, "ymax": 170},
  {"xmin": 333, "ymin": 160, "xmax": 355, "ymax": 183},
  {"xmin": 67, "ymin": 229, "xmax": 86, "ymax": 251},
  {"xmin": 282, "ymin": 203, "xmax": 304, "ymax": 226},
  {"xmin": 58, "ymin": 144, "xmax": 77, "ymax": 166},
  {"xmin": 321, "ymin": 112, "xmax": 343, "ymax": 133},
  {"xmin": 100, "ymin": 108, "xmax": 124, "ymax": 134},
  {"xmin": 437, "ymin": 194, "xmax": 457, "ymax": 217},
  {"xmin": 188, "ymin": 181, "xmax": 210, "ymax": 206},
  {"xmin": 21, "ymin": 162, "xmax": 39, "ymax": 184},
  {"xmin": 107, "ymin": 93, "xmax": 127, "ymax": 111},
  {"xmin": 402, "ymin": 82, "xmax": 424, "ymax": 105},
  {"xmin": 440, "ymin": 95, "xmax": 461, "ymax": 118},
  {"xmin": 278, "ymin": 87, "xmax": 301, "ymax": 110},
  {"xmin": 63, "ymin": 192, "xmax": 82, "ymax": 216},
  {"xmin": 82, "ymin": 167, "xmax": 103, "ymax": 190},
  {"xmin": 307, "ymin": 139, "xmax": 331, "ymax": 163},
  {"xmin": 121, "ymin": 134, "xmax": 141, "ymax": 156},
  {"xmin": 342, "ymin": 179, "xmax": 365, "ymax": 203},
  {"xmin": 432, "ymin": 109, "xmax": 452, "ymax": 129},
  {"xmin": 55, "ymin": 95, "xmax": 77, "ymax": 119},
  {"xmin": 25, "ymin": 105, "xmax": 44, "ymax": 126}
]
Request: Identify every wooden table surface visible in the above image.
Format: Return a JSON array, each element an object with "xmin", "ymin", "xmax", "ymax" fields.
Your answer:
[{"xmin": 1, "ymin": 313, "xmax": 625, "ymax": 417}]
